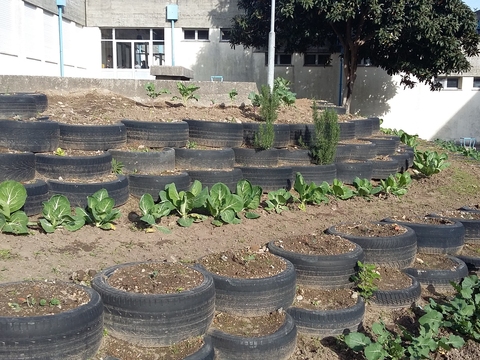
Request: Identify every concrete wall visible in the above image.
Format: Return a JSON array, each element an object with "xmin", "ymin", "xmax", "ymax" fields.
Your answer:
[
  {"xmin": 0, "ymin": 75, "xmax": 259, "ymax": 106},
  {"xmin": 86, "ymin": 0, "xmax": 238, "ymax": 28}
]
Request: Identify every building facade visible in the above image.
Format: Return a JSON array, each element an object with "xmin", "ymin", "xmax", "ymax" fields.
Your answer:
[{"xmin": 1, "ymin": 0, "xmax": 479, "ymax": 140}]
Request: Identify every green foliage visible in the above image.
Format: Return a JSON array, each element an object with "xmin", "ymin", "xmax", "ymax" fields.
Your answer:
[
  {"xmin": 111, "ymin": 158, "xmax": 124, "ymax": 174},
  {"xmin": 159, "ymin": 180, "xmax": 208, "ymax": 227},
  {"xmin": 426, "ymin": 275, "xmax": 480, "ymax": 341},
  {"xmin": 54, "ymin": 147, "xmax": 65, "ymax": 156},
  {"xmin": 397, "ymin": 130, "xmax": 419, "ymax": 149},
  {"xmin": 379, "ymin": 172, "xmax": 412, "ymax": 197},
  {"xmin": 309, "ymin": 103, "xmax": 340, "ymax": 165},
  {"xmin": 0, "ymin": 180, "xmax": 30, "ymax": 235},
  {"xmin": 228, "ymin": 88, "xmax": 238, "ymax": 103},
  {"xmin": 413, "ymin": 150, "xmax": 450, "ymax": 176},
  {"xmin": 235, "ymin": 179, "xmax": 262, "ymax": 219},
  {"xmin": 345, "ymin": 321, "xmax": 405, "ymax": 360},
  {"xmin": 350, "ymin": 261, "xmax": 380, "ymax": 300},
  {"xmin": 172, "ymin": 82, "xmax": 200, "ymax": 105},
  {"xmin": 138, "ymin": 193, "xmax": 173, "ymax": 233},
  {"xmin": 330, "ymin": 179, "xmax": 354, "ymax": 200},
  {"xmin": 38, "ymin": 195, "xmax": 85, "ymax": 233},
  {"xmin": 230, "ymin": 0, "xmax": 479, "ymax": 112},
  {"xmin": 206, "ymin": 183, "xmax": 244, "ymax": 226},
  {"xmin": 265, "ymin": 189, "xmax": 292, "ymax": 214},
  {"xmin": 79, "ymin": 189, "xmax": 121, "ymax": 230},
  {"xmin": 273, "ymin": 77, "xmax": 296, "ymax": 106},
  {"xmin": 292, "ymin": 172, "xmax": 329, "ymax": 211},
  {"xmin": 145, "ymin": 82, "xmax": 170, "ymax": 99},
  {"xmin": 253, "ymin": 85, "xmax": 278, "ymax": 150},
  {"xmin": 353, "ymin": 177, "xmax": 382, "ymax": 198}
]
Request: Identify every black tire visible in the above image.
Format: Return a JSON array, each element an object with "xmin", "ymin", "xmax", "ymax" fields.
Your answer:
[
  {"xmin": 371, "ymin": 273, "xmax": 422, "ymax": 308},
  {"xmin": 195, "ymin": 257, "xmax": 296, "ymax": 317},
  {"xmin": 267, "ymin": 239, "xmax": 364, "ymax": 289},
  {"xmin": 0, "ymin": 281, "xmax": 103, "ymax": 360},
  {"xmin": 47, "ymin": 175, "xmax": 129, "ymax": 208},
  {"xmin": 370, "ymin": 159, "xmax": 400, "ymax": 180},
  {"xmin": 358, "ymin": 136, "xmax": 399, "ymax": 156},
  {"xmin": 334, "ymin": 161, "xmax": 373, "ymax": 185},
  {"xmin": 352, "ymin": 118, "xmax": 373, "ymax": 138},
  {"xmin": 0, "ymin": 119, "xmax": 59, "ymax": 152},
  {"xmin": 121, "ymin": 120, "xmax": 189, "ymax": 148},
  {"xmin": 326, "ymin": 222, "xmax": 417, "ymax": 269},
  {"xmin": 208, "ymin": 312, "xmax": 297, "ymax": 360},
  {"xmin": 233, "ymin": 148, "xmax": 279, "ymax": 167},
  {"xmin": 456, "ymin": 252, "xmax": 480, "ymax": 274},
  {"xmin": 337, "ymin": 142, "xmax": 377, "ymax": 161},
  {"xmin": 188, "ymin": 169, "xmax": 243, "ymax": 192},
  {"xmin": 185, "ymin": 336, "xmax": 215, "ymax": 360},
  {"xmin": 390, "ymin": 153, "xmax": 410, "ymax": 173},
  {"xmin": 287, "ymin": 297, "xmax": 365, "ymax": 337},
  {"xmin": 291, "ymin": 164, "xmax": 337, "ymax": 186},
  {"xmin": 59, "ymin": 123, "xmax": 127, "ymax": 151},
  {"xmin": 108, "ymin": 147, "xmax": 175, "ymax": 174},
  {"xmin": 23, "ymin": 180, "xmax": 49, "ymax": 216},
  {"xmin": 91, "ymin": 261, "xmax": 215, "ymax": 347},
  {"xmin": 334, "ymin": 144, "xmax": 351, "ymax": 162},
  {"xmin": 403, "ymin": 256, "xmax": 469, "ymax": 290},
  {"xmin": 15, "ymin": 92, "xmax": 48, "ymax": 112},
  {"xmin": 398, "ymin": 146, "xmax": 414, "ymax": 168},
  {"xmin": 339, "ymin": 121, "xmax": 355, "ymax": 141},
  {"xmin": 453, "ymin": 207, "xmax": 480, "ymax": 242},
  {"xmin": 369, "ymin": 117, "xmax": 381, "ymax": 132},
  {"xmin": 35, "ymin": 152, "xmax": 112, "ymax": 179},
  {"xmin": 175, "ymin": 148, "xmax": 235, "ymax": 170},
  {"xmin": 238, "ymin": 166, "xmax": 293, "ymax": 192},
  {"xmin": 0, "ymin": 93, "xmax": 38, "ymax": 118},
  {"xmin": 184, "ymin": 119, "xmax": 244, "ymax": 148},
  {"xmin": 128, "ymin": 172, "xmax": 190, "ymax": 201},
  {"xmin": 0, "ymin": 152, "xmax": 35, "ymax": 182},
  {"xmin": 242, "ymin": 123, "xmax": 290, "ymax": 148},
  {"xmin": 381, "ymin": 217, "xmax": 465, "ymax": 255},
  {"xmin": 278, "ymin": 149, "xmax": 311, "ymax": 166},
  {"xmin": 289, "ymin": 124, "xmax": 315, "ymax": 146}
]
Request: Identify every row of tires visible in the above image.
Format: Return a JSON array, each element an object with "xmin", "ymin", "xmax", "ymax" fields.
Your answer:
[
  {"xmin": 2, "ymin": 212, "xmax": 480, "ymax": 359},
  {"xmin": 0, "ymin": 117, "xmax": 383, "ymax": 153},
  {"xmin": 17, "ymin": 153, "xmax": 414, "ymax": 216}
]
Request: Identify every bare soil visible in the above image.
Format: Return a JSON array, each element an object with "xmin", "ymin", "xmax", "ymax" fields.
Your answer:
[{"xmin": 2, "ymin": 89, "xmax": 480, "ymax": 359}]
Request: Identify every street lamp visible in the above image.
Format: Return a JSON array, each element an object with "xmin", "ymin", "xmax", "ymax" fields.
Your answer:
[
  {"xmin": 56, "ymin": 0, "xmax": 66, "ymax": 77},
  {"xmin": 267, "ymin": 0, "xmax": 275, "ymax": 92}
]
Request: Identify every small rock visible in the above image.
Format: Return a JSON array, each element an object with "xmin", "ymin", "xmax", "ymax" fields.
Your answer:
[{"xmin": 296, "ymin": 295, "xmax": 304, "ymax": 301}]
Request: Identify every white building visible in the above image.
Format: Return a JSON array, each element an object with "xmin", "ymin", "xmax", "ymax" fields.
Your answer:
[{"xmin": 0, "ymin": 0, "xmax": 479, "ymax": 140}]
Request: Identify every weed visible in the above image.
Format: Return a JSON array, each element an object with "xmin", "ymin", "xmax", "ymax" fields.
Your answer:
[
  {"xmin": 54, "ymin": 147, "xmax": 66, "ymax": 156},
  {"xmin": 350, "ymin": 261, "xmax": 380, "ymax": 300},
  {"xmin": 145, "ymin": 82, "xmax": 170, "ymax": 99},
  {"xmin": 111, "ymin": 158, "xmax": 124, "ymax": 174},
  {"xmin": 0, "ymin": 249, "xmax": 12, "ymax": 260}
]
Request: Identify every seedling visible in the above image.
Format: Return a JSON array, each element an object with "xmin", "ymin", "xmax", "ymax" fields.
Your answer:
[
  {"xmin": 353, "ymin": 177, "xmax": 382, "ymax": 198},
  {"xmin": 138, "ymin": 193, "xmax": 173, "ymax": 233},
  {"xmin": 206, "ymin": 183, "xmax": 244, "ymax": 226},
  {"xmin": 265, "ymin": 189, "xmax": 292, "ymax": 214},
  {"xmin": 111, "ymin": 159, "xmax": 124, "ymax": 174},
  {"xmin": 413, "ymin": 150, "xmax": 450, "ymax": 176},
  {"xmin": 350, "ymin": 261, "xmax": 380, "ymax": 300},
  {"xmin": 38, "ymin": 194, "xmax": 85, "ymax": 233},
  {"xmin": 379, "ymin": 172, "xmax": 412, "ymax": 197},
  {"xmin": 172, "ymin": 82, "xmax": 200, "ymax": 105},
  {"xmin": 54, "ymin": 147, "xmax": 66, "ymax": 156},
  {"xmin": 330, "ymin": 179, "xmax": 354, "ymax": 200},
  {"xmin": 78, "ymin": 189, "xmax": 121, "ymax": 230},
  {"xmin": 293, "ymin": 172, "xmax": 329, "ymax": 210},
  {"xmin": 0, "ymin": 180, "xmax": 31, "ymax": 235},
  {"xmin": 235, "ymin": 179, "xmax": 262, "ymax": 219},
  {"xmin": 145, "ymin": 82, "xmax": 170, "ymax": 99},
  {"xmin": 228, "ymin": 88, "xmax": 238, "ymax": 104}
]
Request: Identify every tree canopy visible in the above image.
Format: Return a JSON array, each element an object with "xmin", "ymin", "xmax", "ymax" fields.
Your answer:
[{"xmin": 230, "ymin": 0, "xmax": 480, "ymax": 113}]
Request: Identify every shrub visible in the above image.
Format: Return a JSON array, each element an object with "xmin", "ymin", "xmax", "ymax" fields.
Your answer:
[{"xmin": 309, "ymin": 103, "xmax": 340, "ymax": 165}]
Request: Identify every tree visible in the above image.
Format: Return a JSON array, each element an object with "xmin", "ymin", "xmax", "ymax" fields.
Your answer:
[{"xmin": 230, "ymin": 0, "xmax": 480, "ymax": 113}]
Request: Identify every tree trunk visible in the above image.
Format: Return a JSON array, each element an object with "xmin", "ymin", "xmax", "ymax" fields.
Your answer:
[{"xmin": 342, "ymin": 45, "xmax": 358, "ymax": 115}]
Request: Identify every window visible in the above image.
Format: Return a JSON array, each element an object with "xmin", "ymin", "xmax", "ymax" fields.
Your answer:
[
  {"xmin": 264, "ymin": 53, "xmax": 292, "ymax": 66},
  {"xmin": 304, "ymin": 53, "xmax": 331, "ymax": 66},
  {"xmin": 220, "ymin": 28, "xmax": 231, "ymax": 42},
  {"xmin": 100, "ymin": 28, "xmax": 164, "ymax": 69},
  {"xmin": 183, "ymin": 29, "xmax": 209, "ymax": 41},
  {"xmin": 473, "ymin": 77, "xmax": 480, "ymax": 89},
  {"xmin": 357, "ymin": 58, "xmax": 371, "ymax": 66},
  {"xmin": 435, "ymin": 77, "xmax": 461, "ymax": 89}
]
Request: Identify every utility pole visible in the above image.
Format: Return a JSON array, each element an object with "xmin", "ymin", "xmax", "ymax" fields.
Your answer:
[
  {"xmin": 56, "ymin": 0, "xmax": 66, "ymax": 77},
  {"xmin": 267, "ymin": 0, "xmax": 275, "ymax": 92}
]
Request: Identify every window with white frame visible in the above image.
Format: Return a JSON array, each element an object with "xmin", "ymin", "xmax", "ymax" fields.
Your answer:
[
  {"xmin": 220, "ymin": 28, "xmax": 231, "ymax": 42},
  {"xmin": 264, "ymin": 53, "xmax": 292, "ymax": 66},
  {"xmin": 183, "ymin": 29, "xmax": 209, "ymax": 41},
  {"xmin": 304, "ymin": 53, "xmax": 331, "ymax": 66},
  {"xmin": 435, "ymin": 77, "xmax": 461, "ymax": 89}
]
